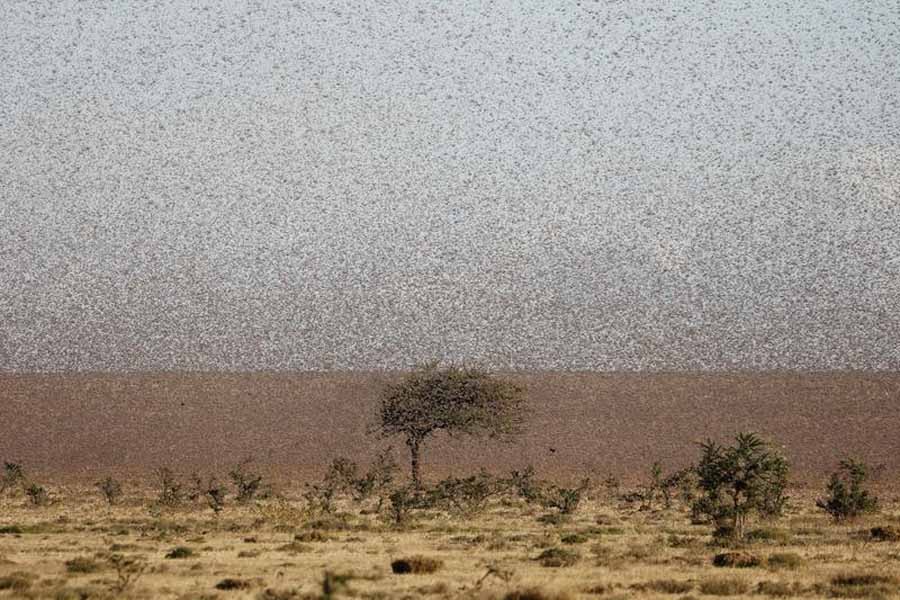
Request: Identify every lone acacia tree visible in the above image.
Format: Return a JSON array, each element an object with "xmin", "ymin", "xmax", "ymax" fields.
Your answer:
[{"xmin": 376, "ymin": 362, "xmax": 527, "ymax": 490}]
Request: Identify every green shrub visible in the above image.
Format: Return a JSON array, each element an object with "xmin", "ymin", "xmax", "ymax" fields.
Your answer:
[
  {"xmin": 692, "ymin": 432, "xmax": 789, "ymax": 540},
  {"xmin": 817, "ymin": 459, "xmax": 878, "ymax": 522},
  {"xmin": 428, "ymin": 470, "xmax": 503, "ymax": 516}
]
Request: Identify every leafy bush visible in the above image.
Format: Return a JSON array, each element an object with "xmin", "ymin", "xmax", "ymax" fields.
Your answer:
[
  {"xmin": 692, "ymin": 432, "xmax": 789, "ymax": 540},
  {"xmin": 816, "ymin": 458, "xmax": 878, "ymax": 522},
  {"xmin": 385, "ymin": 485, "xmax": 427, "ymax": 527},
  {"xmin": 541, "ymin": 478, "xmax": 590, "ymax": 515},
  {"xmin": 428, "ymin": 470, "xmax": 504, "ymax": 516},
  {"xmin": 96, "ymin": 477, "xmax": 123, "ymax": 505}
]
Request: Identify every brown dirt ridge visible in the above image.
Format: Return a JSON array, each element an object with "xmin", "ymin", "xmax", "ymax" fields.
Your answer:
[{"xmin": 1, "ymin": 371, "xmax": 898, "ymax": 481}]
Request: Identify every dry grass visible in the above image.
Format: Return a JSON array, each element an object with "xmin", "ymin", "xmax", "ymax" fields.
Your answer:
[{"xmin": 0, "ymin": 479, "xmax": 898, "ymax": 599}]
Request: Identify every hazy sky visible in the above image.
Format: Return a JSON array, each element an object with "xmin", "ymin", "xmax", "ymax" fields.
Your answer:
[{"xmin": 1, "ymin": 1, "xmax": 898, "ymax": 372}]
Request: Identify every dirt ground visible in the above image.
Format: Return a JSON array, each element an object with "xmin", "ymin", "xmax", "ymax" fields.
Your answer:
[{"xmin": 2, "ymin": 371, "xmax": 899, "ymax": 482}]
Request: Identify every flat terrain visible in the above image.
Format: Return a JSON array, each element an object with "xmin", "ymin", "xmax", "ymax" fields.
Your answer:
[
  {"xmin": 1, "ymin": 479, "xmax": 900, "ymax": 599},
  {"xmin": 1, "ymin": 372, "xmax": 899, "ymax": 481}
]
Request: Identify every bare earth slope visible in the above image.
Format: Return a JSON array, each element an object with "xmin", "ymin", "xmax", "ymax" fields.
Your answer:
[{"xmin": 1, "ymin": 372, "xmax": 898, "ymax": 480}]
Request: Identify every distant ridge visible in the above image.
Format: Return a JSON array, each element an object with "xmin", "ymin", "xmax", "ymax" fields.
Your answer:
[{"xmin": 2, "ymin": 371, "xmax": 898, "ymax": 481}]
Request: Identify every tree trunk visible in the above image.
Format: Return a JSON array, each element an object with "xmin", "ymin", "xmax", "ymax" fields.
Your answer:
[{"xmin": 407, "ymin": 437, "xmax": 422, "ymax": 491}]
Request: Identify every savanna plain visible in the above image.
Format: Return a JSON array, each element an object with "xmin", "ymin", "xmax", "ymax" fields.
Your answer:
[{"xmin": 2, "ymin": 371, "xmax": 899, "ymax": 599}]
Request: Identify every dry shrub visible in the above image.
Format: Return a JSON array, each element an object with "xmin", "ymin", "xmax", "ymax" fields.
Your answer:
[
  {"xmin": 698, "ymin": 578, "xmax": 750, "ymax": 596},
  {"xmin": 870, "ymin": 526, "xmax": 900, "ymax": 542},
  {"xmin": 829, "ymin": 572, "xmax": 898, "ymax": 598},
  {"xmin": 294, "ymin": 530, "xmax": 329, "ymax": 543},
  {"xmin": 535, "ymin": 547, "xmax": 579, "ymax": 568},
  {"xmin": 165, "ymin": 546, "xmax": 195, "ymax": 559},
  {"xmin": 65, "ymin": 556, "xmax": 102, "ymax": 573},
  {"xmin": 745, "ymin": 527, "xmax": 792, "ymax": 545},
  {"xmin": 766, "ymin": 552, "xmax": 803, "ymax": 570},
  {"xmin": 216, "ymin": 578, "xmax": 252, "ymax": 590},
  {"xmin": 503, "ymin": 588, "xmax": 573, "ymax": 600},
  {"xmin": 631, "ymin": 579, "xmax": 694, "ymax": 594},
  {"xmin": 756, "ymin": 580, "xmax": 806, "ymax": 597},
  {"xmin": 712, "ymin": 551, "xmax": 761, "ymax": 568},
  {"xmin": 0, "ymin": 572, "xmax": 33, "ymax": 592},
  {"xmin": 276, "ymin": 542, "xmax": 311, "ymax": 554},
  {"xmin": 391, "ymin": 555, "xmax": 443, "ymax": 574}
]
